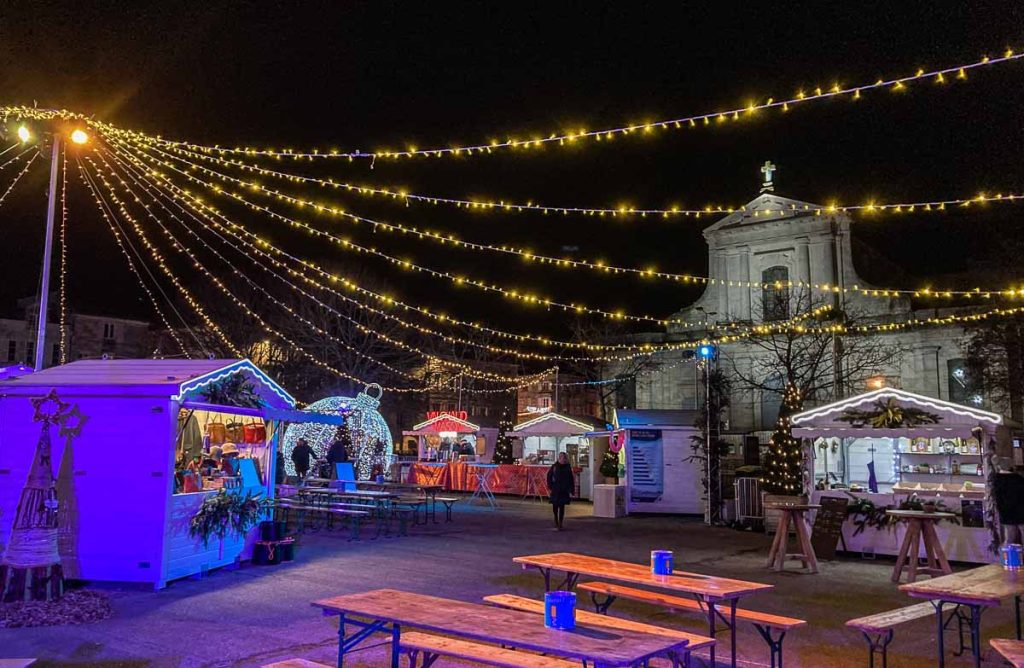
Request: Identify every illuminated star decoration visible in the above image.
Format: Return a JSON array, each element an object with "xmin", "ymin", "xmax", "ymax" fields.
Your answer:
[
  {"xmin": 58, "ymin": 404, "xmax": 89, "ymax": 439},
  {"xmin": 32, "ymin": 389, "xmax": 70, "ymax": 425}
]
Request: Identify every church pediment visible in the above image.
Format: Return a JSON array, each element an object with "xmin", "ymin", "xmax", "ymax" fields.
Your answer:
[{"xmin": 703, "ymin": 193, "xmax": 833, "ymax": 236}]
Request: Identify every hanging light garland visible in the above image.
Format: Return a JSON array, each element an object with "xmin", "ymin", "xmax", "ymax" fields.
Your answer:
[
  {"xmin": 146, "ymin": 136, "xmax": 1024, "ymax": 222},
  {"xmin": 112, "ymin": 134, "xmax": 1024, "ymax": 302},
  {"xmin": 89, "ymin": 48, "xmax": 1021, "ymax": 161},
  {"xmin": 57, "ymin": 145, "xmax": 69, "ymax": 365},
  {"xmin": 0, "ymin": 150, "xmax": 39, "ymax": 211}
]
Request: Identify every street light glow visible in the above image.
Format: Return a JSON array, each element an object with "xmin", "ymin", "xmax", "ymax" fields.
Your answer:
[
  {"xmin": 16, "ymin": 125, "xmax": 30, "ymax": 143},
  {"xmin": 70, "ymin": 129, "xmax": 89, "ymax": 145}
]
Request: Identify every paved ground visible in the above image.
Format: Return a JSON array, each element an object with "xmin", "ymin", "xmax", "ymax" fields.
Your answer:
[{"xmin": 1, "ymin": 498, "xmax": 1017, "ymax": 667}]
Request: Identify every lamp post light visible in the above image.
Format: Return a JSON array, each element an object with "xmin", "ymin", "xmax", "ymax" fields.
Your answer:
[{"xmin": 25, "ymin": 124, "xmax": 89, "ymax": 371}]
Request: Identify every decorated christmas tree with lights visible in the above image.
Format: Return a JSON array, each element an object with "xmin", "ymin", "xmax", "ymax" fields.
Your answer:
[
  {"xmin": 762, "ymin": 383, "xmax": 804, "ymax": 495},
  {"xmin": 492, "ymin": 407, "xmax": 514, "ymax": 464}
]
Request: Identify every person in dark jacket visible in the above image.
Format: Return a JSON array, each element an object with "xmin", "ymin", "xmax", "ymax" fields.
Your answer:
[
  {"xmin": 994, "ymin": 461, "xmax": 1024, "ymax": 544},
  {"xmin": 326, "ymin": 436, "xmax": 350, "ymax": 478},
  {"xmin": 547, "ymin": 452, "xmax": 575, "ymax": 530},
  {"xmin": 291, "ymin": 438, "xmax": 314, "ymax": 478}
]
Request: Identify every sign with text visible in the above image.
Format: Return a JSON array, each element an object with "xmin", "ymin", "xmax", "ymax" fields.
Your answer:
[
  {"xmin": 426, "ymin": 410, "xmax": 468, "ymax": 422},
  {"xmin": 627, "ymin": 429, "xmax": 663, "ymax": 503}
]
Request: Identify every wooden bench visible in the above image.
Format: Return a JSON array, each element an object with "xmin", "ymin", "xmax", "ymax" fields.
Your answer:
[
  {"xmin": 437, "ymin": 496, "xmax": 458, "ymax": 522},
  {"xmin": 484, "ymin": 593, "xmax": 713, "ymax": 667},
  {"xmin": 399, "ymin": 631, "xmax": 580, "ymax": 668},
  {"xmin": 992, "ymin": 638, "xmax": 1024, "ymax": 667},
  {"xmin": 846, "ymin": 602, "xmax": 935, "ymax": 667},
  {"xmin": 262, "ymin": 659, "xmax": 330, "ymax": 668},
  {"xmin": 274, "ymin": 500, "xmax": 368, "ymax": 538},
  {"xmin": 578, "ymin": 581, "xmax": 804, "ymax": 668}
]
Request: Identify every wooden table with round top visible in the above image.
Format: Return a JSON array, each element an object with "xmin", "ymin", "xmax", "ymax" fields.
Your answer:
[
  {"xmin": 886, "ymin": 509, "xmax": 955, "ymax": 583},
  {"xmin": 765, "ymin": 503, "xmax": 821, "ymax": 574}
]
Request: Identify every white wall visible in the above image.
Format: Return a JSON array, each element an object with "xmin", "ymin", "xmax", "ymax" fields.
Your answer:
[{"xmin": 0, "ymin": 395, "xmax": 174, "ymax": 585}]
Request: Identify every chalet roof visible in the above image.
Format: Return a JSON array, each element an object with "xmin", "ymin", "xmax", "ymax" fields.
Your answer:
[
  {"xmin": 0, "ymin": 358, "xmax": 295, "ymax": 408},
  {"xmin": 407, "ymin": 412, "xmax": 481, "ymax": 434},
  {"xmin": 513, "ymin": 412, "xmax": 604, "ymax": 436}
]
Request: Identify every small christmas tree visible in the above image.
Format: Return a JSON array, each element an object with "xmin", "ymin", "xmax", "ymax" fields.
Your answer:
[
  {"xmin": 761, "ymin": 383, "xmax": 804, "ymax": 496},
  {"xmin": 492, "ymin": 407, "xmax": 514, "ymax": 464},
  {"xmin": 599, "ymin": 450, "xmax": 621, "ymax": 483}
]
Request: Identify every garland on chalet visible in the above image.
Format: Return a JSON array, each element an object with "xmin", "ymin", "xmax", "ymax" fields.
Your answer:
[{"xmin": 836, "ymin": 397, "xmax": 941, "ymax": 429}]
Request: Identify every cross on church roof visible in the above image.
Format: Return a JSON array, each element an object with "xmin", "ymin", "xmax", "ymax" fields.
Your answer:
[{"xmin": 760, "ymin": 160, "xmax": 777, "ymax": 193}]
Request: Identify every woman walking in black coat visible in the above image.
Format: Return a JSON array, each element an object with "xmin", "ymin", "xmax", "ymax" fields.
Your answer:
[{"xmin": 547, "ymin": 452, "xmax": 575, "ymax": 530}]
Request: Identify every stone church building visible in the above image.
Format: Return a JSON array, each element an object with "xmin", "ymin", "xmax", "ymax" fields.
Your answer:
[{"xmin": 620, "ymin": 166, "xmax": 984, "ymax": 436}]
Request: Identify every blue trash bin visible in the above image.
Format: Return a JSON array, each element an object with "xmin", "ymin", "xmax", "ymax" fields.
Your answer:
[
  {"xmin": 651, "ymin": 550, "xmax": 674, "ymax": 575},
  {"xmin": 544, "ymin": 591, "xmax": 576, "ymax": 630}
]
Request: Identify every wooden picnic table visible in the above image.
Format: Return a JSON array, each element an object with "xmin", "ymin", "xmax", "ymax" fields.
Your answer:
[
  {"xmin": 765, "ymin": 503, "xmax": 820, "ymax": 574},
  {"xmin": 886, "ymin": 509, "xmax": 955, "ymax": 583},
  {"xmin": 312, "ymin": 588, "xmax": 690, "ymax": 668},
  {"xmin": 901, "ymin": 563, "xmax": 1024, "ymax": 668},
  {"xmin": 514, "ymin": 552, "xmax": 773, "ymax": 668},
  {"xmin": 992, "ymin": 638, "xmax": 1024, "ymax": 667},
  {"xmin": 297, "ymin": 487, "xmax": 400, "ymax": 537}
]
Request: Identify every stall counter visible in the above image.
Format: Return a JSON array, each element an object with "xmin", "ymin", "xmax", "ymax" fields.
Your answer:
[
  {"xmin": 811, "ymin": 490, "xmax": 995, "ymax": 564},
  {"xmin": 407, "ymin": 462, "xmax": 585, "ymax": 498}
]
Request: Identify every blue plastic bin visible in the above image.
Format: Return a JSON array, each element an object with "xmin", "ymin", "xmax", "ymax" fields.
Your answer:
[{"xmin": 543, "ymin": 591, "xmax": 576, "ymax": 630}]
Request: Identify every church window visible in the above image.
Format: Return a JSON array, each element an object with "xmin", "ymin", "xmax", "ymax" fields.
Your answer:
[{"xmin": 761, "ymin": 266, "xmax": 790, "ymax": 322}]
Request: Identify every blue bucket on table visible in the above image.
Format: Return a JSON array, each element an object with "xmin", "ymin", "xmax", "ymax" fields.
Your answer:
[
  {"xmin": 651, "ymin": 550, "xmax": 674, "ymax": 575},
  {"xmin": 375, "ymin": 474, "xmax": 385, "ymax": 484},
  {"xmin": 543, "ymin": 591, "xmax": 576, "ymax": 630},
  {"xmin": 1002, "ymin": 544, "xmax": 1023, "ymax": 571}
]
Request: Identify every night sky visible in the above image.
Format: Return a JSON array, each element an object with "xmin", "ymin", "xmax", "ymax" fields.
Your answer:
[{"xmin": 1, "ymin": 1, "xmax": 1023, "ymax": 344}]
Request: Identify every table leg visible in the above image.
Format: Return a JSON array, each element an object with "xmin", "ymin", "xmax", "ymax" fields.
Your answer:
[
  {"xmin": 908, "ymin": 521, "xmax": 923, "ymax": 583},
  {"xmin": 922, "ymin": 520, "xmax": 952, "ymax": 575},
  {"xmin": 774, "ymin": 510, "xmax": 791, "ymax": 571},
  {"xmin": 705, "ymin": 599, "xmax": 718, "ymax": 668},
  {"xmin": 1017, "ymin": 595, "xmax": 1022, "ymax": 640},
  {"xmin": 766, "ymin": 515, "xmax": 785, "ymax": 568},
  {"xmin": 892, "ymin": 521, "xmax": 911, "ymax": 582},
  {"xmin": 391, "ymin": 623, "xmax": 401, "ymax": 668},
  {"xmin": 726, "ymin": 599, "xmax": 738, "ymax": 668},
  {"xmin": 794, "ymin": 510, "xmax": 819, "ymax": 574},
  {"xmin": 337, "ymin": 613, "xmax": 346, "ymax": 668},
  {"xmin": 968, "ymin": 604, "xmax": 983, "ymax": 668},
  {"xmin": 932, "ymin": 600, "xmax": 946, "ymax": 668},
  {"xmin": 429, "ymin": 491, "xmax": 438, "ymax": 524}
]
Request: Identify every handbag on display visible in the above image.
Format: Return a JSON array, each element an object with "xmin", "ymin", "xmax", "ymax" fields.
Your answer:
[
  {"xmin": 207, "ymin": 421, "xmax": 227, "ymax": 445},
  {"xmin": 226, "ymin": 421, "xmax": 245, "ymax": 443},
  {"xmin": 244, "ymin": 420, "xmax": 266, "ymax": 444}
]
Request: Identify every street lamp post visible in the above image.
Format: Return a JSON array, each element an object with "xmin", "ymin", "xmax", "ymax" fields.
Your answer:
[{"xmin": 26, "ymin": 125, "xmax": 88, "ymax": 371}]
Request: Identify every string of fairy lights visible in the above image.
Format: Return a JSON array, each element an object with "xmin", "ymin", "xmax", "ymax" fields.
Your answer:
[
  {"xmin": 147, "ymin": 137, "xmax": 1024, "ymax": 224},
  {"xmin": 57, "ymin": 145, "xmax": 69, "ymax": 365},
  {"xmin": 106, "ymin": 48, "xmax": 1022, "ymax": 161},
  {"xmin": 114, "ymin": 133, "xmax": 1024, "ymax": 302},
  {"xmin": 1, "ymin": 41, "xmax": 1023, "ymax": 395}
]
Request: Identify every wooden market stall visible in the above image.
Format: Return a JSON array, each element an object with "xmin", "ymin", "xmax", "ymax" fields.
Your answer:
[
  {"xmin": 513, "ymin": 412, "xmax": 601, "ymax": 500},
  {"xmin": 793, "ymin": 387, "xmax": 1015, "ymax": 563},
  {"xmin": 0, "ymin": 358, "xmax": 338, "ymax": 589}
]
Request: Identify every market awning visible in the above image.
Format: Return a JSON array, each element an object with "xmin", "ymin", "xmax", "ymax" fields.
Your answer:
[
  {"xmin": 407, "ymin": 412, "xmax": 480, "ymax": 434},
  {"xmin": 513, "ymin": 412, "xmax": 602, "ymax": 436},
  {"xmin": 180, "ymin": 401, "xmax": 344, "ymax": 425}
]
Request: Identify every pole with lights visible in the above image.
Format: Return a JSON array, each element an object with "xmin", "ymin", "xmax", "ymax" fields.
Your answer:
[
  {"xmin": 697, "ymin": 343, "xmax": 718, "ymax": 525},
  {"xmin": 18, "ymin": 125, "xmax": 88, "ymax": 371}
]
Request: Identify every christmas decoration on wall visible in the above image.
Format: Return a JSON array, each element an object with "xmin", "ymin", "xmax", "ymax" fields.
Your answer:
[
  {"xmin": 492, "ymin": 407, "xmax": 515, "ymax": 464},
  {"xmin": 281, "ymin": 385, "xmax": 393, "ymax": 479},
  {"xmin": 761, "ymin": 383, "xmax": 804, "ymax": 496},
  {"xmin": 196, "ymin": 373, "xmax": 262, "ymax": 408},
  {"xmin": 1, "ymin": 390, "xmax": 84, "ymax": 602},
  {"xmin": 836, "ymin": 397, "xmax": 942, "ymax": 428}
]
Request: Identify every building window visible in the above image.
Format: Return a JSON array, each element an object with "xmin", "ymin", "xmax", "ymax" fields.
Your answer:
[
  {"xmin": 948, "ymin": 359, "xmax": 983, "ymax": 407},
  {"xmin": 761, "ymin": 373, "xmax": 785, "ymax": 429},
  {"xmin": 6, "ymin": 340, "xmax": 14, "ymax": 362},
  {"xmin": 614, "ymin": 375, "xmax": 636, "ymax": 410},
  {"xmin": 25, "ymin": 341, "xmax": 34, "ymax": 364},
  {"xmin": 51, "ymin": 344, "xmax": 60, "ymax": 366},
  {"xmin": 103, "ymin": 323, "xmax": 116, "ymax": 339},
  {"xmin": 761, "ymin": 266, "xmax": 790, "ymax": 322}
]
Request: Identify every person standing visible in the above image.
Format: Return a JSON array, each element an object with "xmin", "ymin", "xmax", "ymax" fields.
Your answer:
[
  {"xmin": 547, "ymin": 452, "xmax": 575, "ymax": 530},
  {"xmin": 291, "ymin": 437, "xmax": 314, "ymax": 479}
]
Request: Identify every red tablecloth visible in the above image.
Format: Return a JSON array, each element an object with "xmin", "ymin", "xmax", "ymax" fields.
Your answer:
[{"xmin": 407, "ymin": 463, "xmax": 581, "ymax": 497}]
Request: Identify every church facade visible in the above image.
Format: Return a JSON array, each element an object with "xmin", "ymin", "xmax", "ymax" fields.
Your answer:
[{"xmin": 619, "ymin": 171, "xmax": 984, "ymax": 435}]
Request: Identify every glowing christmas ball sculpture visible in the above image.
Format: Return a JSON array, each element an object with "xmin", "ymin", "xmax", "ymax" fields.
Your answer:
[{"xmin": 282, "ymin": 384, "xmax": 393, "ymax": 479}]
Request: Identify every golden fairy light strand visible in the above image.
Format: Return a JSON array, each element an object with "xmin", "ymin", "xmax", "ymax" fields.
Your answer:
[
  {"xmin": 98, "ymin": 148, "xmax": 558, "ymax": 385},
  {"xmin": 109, "ymin": 48, "xmax": 1023, "ymax": 160},
  {"xmin": 108, "ymin": 140, "xmax": 760, "ymax": 356},
  {"xmin": 78, "ymin": 159, "xmax": 241, "ymax": 357},
  {"xmin": 75, "ymin": 158, "xmax": 193, "ymax": 356},
  {"xmin": 0, "ymin": 145, "xmax": 35, "ymax": 172},
  {"xmin": 92, "ymin": 150, "xmax": 558, "ymax": 391},
  {"xmin": 106, "ymin": 141, "xmax": 744, "ymax": 363},
  {"xmin": 151, "ymin": 137, "xmax": 1024, "ymax": 221},
  {"xmin": 114, "ymin": 139, "xmax": 710, "ymax": 327},
  {"xmin": 57, "ymin": 145, "xmax": 68, "ymax": 364},
  {"xmin": 0, "ymin": 151, "xmax": 39, "ymax": 210},
  {"xmin": 118, "ymin": 134, "xmax": 1024, "ymax": 301}
]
